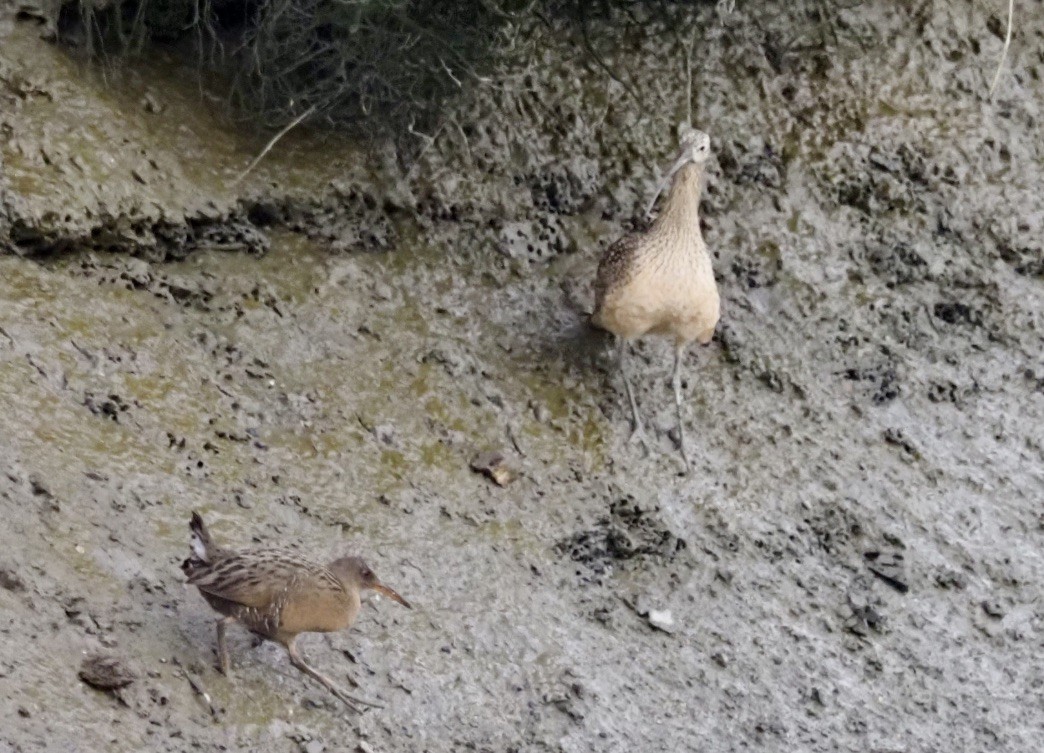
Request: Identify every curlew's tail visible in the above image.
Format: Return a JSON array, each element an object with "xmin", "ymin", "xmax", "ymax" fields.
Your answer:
[{"xmin": 181, "ymin": 511, "xmax": 215, "ymax": 577}]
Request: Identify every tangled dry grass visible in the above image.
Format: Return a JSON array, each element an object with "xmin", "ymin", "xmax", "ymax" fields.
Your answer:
[
  {"xmin": 60, "ymin": 0, "xmax": 734, "ymax": 135},
  {"xmin": 64, "ymin": 0, "xmax": 524, "ymax": 133}
]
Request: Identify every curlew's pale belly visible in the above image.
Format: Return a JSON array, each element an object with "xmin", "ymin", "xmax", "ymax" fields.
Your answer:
[{"xmin": 598, "ymin": 260, "xmax": 720, "ymax": 345}]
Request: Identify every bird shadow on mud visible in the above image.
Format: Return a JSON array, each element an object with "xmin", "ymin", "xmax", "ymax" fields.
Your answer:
[{"xmin": 528, "ymin": 276, "xmax": 616, "ymax": 388}]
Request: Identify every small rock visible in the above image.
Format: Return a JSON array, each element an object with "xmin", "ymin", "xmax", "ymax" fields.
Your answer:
[
  {"xmin": 79, "ymin": 653, "xmax": 136, "ymax": 691},
  {"xmin": 301, "ymin": 740, "xmax": 326, "ymax": 753}
]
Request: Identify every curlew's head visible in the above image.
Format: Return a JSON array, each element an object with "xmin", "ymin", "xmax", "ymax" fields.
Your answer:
[
  {"xmin": 675, "ymin": 128, "xmax": 712, "ymax": 167},
  {"xmin": 328, "ymin": 556, "xmax": 412, "ymax": 608},
  {"xmin": 646, "ymin": 128, "xmax": 712, "ymax": 218}
]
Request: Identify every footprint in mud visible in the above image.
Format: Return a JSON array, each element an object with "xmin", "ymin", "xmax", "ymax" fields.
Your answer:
[{"xmin": 556, "ymin": 496, "xmax": 686, "ymax": 580}]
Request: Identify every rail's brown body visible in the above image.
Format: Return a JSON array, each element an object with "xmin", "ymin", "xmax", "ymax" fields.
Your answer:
[{"xmin": 182, "ymin": 512, "xmax": 409, "ymax": 710}]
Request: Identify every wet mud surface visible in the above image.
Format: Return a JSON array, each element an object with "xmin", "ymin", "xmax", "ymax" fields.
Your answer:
[{"xmin": 2, "ymin": 2, "xmax": 1043, "ymax": 751}]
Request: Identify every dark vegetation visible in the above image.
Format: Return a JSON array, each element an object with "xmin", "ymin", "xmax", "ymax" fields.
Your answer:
[
  {"xmin": 57, "ymin": 0, "xmax": 717, "ymax": 135},
  {"xmin": 61, "ymin": 0, "xmax": 517, "ymax": 132}
]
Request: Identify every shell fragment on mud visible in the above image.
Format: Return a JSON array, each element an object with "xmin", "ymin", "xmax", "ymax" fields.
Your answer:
[{"xmin": 469, "ymin": 451, "xmax": 516, "ymax": 487}]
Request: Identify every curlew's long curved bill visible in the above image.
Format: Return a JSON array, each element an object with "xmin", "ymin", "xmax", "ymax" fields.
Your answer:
[
  {"xmin": 373, "ymin": 582, "xmax": 411, "ymax": 609},
  {"xmin": 645, "ymin": 150, "xmax": 694, "ymax": 219}
]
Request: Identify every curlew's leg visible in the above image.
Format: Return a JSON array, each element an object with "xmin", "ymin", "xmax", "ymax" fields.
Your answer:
[
  {"xmin": 672, "ymin": 345, "xmax": 691, "ymax": 474},
  {"xmin": 215, "ymin": 617, "xmax": 236, "ymax": 675},
  {"xmin": 617, "ymin": 338, "xmax": 644, "ymax": 442},
  {"xmin": 285, "ymin": 638, "xmax": 384, "ymax": 712}
]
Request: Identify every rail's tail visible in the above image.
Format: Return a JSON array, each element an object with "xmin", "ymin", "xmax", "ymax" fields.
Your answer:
[{"xmin": 181, "ymin": 511, "xmax": 214, "ymax": 577}]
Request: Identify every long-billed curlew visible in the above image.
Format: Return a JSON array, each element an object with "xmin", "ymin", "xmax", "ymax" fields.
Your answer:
[
  {"xmin": 182, "ymin": 512, "xmax": 411, "ymax": 711},
  {"xmin": 592, "ymin": 128, "xmax": 720, "ymax": 473}
]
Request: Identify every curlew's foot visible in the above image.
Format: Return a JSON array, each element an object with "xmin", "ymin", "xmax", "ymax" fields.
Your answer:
[
  {"xmin": 676, "ymin": 448, "xmax": 692, "ymax": 476},
  {"xmin": 627, "ymin": 424, "xmax": 650, "ymax": 457},
  {"xmin": 667, "ymin": 427, "xmax": 692, "ymax": 475}
]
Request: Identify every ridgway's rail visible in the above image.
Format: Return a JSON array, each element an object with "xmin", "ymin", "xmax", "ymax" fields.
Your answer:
[{"xmin": 182, "ymin": 512, "xmax": 410, "ymax": 711}]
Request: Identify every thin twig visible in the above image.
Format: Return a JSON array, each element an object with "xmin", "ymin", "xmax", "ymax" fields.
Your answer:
[
  {"xmin": 577, "ymin": 1, "xmax": 642, "ymax": 106},
  {"xmin": 69, "ymin": 340, "xmax": 98, "ymax": 367},
  {"xmin": 173, "ymin": 658, "xmax": 219, "ymax": 719},
  {"xmin": 988, "ymin": 0, "xmax": 1014, "ymax": 99},
  {"xmin": 405, "ymin": 118, "xmax": 449, "ymax": 178},
  {"xmin": 439, "ymin": 57, "xmax": 463, "ymax": 88},
  {"xmin": 684, "ymin": 33, "xmax": 695, "ymax": 128},
  {"xmin": 232, "ymin": 105, "xmax": 316, "ymax": 185}
]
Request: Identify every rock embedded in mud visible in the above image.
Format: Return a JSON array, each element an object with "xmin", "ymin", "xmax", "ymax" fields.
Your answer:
[
  {"xmin": 933, "ymin": 569, "xmax": 968, "ymax": 591},
  {"xmin": 0, "ymin": 564, "xmax": 26, "ymax": 592},
  {"xmin": 78, "ymin": 653, "xmax": 136, "ymax": 691},
  {"xmin": 981, "ymin": 600, "xmax": 1005, "ymax": 619},
  {"xmin": 883, "ymin": 428, "xmax": 920, "ymax": 460},
  {"xmin": 842, "ymin": 583, "xmax": 886, "ymax": 637}
]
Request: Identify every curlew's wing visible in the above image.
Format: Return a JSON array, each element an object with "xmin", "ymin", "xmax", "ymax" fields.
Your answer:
[
  {"xmin": 186, "ymin": 549, "xmax": 344, "ymax": 609},
  {"xmin": 594, "ymin": 232, "xmax": 644, "ymax": 309}
]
